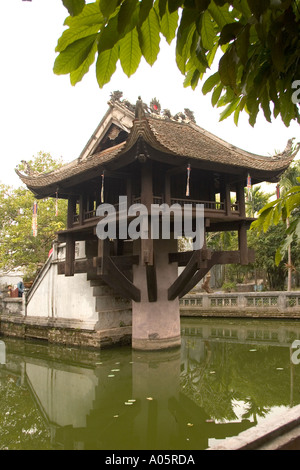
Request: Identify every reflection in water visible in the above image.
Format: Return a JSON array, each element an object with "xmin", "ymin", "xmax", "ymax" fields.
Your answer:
[{"xmin": 1, "ymin": 318, "xmax": 300, "ymax": 450}]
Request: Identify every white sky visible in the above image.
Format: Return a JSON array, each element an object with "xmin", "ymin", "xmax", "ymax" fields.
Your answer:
[{"xmin": 0, "ymin": 0, "xmax": 299, "ymax": 188}]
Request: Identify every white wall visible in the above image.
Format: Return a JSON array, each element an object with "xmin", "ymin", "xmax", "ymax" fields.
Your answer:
[{"xmin": 26, "ymin": 242, "xmax": 98, "ymax": 329}]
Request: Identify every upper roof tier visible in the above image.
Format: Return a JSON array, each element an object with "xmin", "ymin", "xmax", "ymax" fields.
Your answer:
[{"xmin": 16, "ymin": 93, "xmax": 300, "ymax": 199}]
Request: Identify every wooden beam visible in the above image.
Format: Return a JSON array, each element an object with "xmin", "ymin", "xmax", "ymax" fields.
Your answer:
[
  {"xmin": 101, "ymin": 257, "xmax": 141, "ymax": 302},
  {"xmin": 58, "ymin": 259, "xmax": 95, "ymax": 275},
  {"xmin": 146, "ymin": 264, "xmax": 157, "ymax": 302},
  {"xmin": 57, "ymin": 231, "xmax": 96, "ymax": 243},
  {"xmin": 168, "ymin": 250, "xmax": 200, "ymax": 300},
  {"xmin": 93, "ymin": 254, "xmax": 139, "ymax": 270}
]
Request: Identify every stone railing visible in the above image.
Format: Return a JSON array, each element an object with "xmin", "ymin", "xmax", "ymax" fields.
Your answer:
[{"xmin": 180, "ymin": 291, "xmax": 300, "ymax": 318}]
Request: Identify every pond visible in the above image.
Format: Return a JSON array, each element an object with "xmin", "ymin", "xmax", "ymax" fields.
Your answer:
[{"xmin": 1, "ymin": 317, "xmax": 300, "ymax": 451}]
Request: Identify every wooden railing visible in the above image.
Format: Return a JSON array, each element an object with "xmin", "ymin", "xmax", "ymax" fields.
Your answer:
[
  {"xmin": 71, "ymin": 195, "xmax": 240, "ymax": 225},
  {"xmin": 171, "ymin": 198, "xmax": 225, "ymax": 211}
]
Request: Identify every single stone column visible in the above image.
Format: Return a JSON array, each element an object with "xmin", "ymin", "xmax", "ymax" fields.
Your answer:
[{"xmin": 132, "ymin": 238, "xmax": 181, "ymax": 350}]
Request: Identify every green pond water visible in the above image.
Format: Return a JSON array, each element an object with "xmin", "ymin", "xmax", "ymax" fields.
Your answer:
[{"xmin": 1, "ymin": 317, "xmax": 300, "ymax": 451}]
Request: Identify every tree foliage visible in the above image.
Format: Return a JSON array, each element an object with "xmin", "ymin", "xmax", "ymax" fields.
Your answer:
[
  {"xmin": 251, "ymin": 160, "xmax": 300, "ymax": 267},
  {"xmin": 0, "ymin": 153, "xmax": 67, "ymax": 279},
  {"xmin": 55, "ymin": 0, "xmax": 300, "ymax": 127}
]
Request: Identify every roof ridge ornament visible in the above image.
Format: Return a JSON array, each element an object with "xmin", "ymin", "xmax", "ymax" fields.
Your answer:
[
  {"xmin": 272, "ymin": 138, "xmax": 300, "ymax": 160},
  {"xmin": 108, "ymin": 91, "xmax": 196, "ymax": 123},
  {"xmin": 135, "ymin": 96, "xmax": 146, "ymax": 120}
]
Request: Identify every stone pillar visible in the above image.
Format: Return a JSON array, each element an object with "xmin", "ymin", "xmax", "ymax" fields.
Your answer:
[{"xmin": 132, "ymin": 238, "xmax": 181, "ymax": 351}]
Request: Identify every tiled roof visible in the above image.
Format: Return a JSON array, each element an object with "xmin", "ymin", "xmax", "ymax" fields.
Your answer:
[{"xmin": 16, "ymin": 101, "xmax": 299, "ymax": 196}]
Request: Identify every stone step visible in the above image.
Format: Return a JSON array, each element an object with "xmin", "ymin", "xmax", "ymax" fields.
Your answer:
[
  {"xmin": 92, "ymin": 284, "xmax": 115, "ymax": 297},
  {"xmin": 96, "ymin": 295, "xmax": 131, "ymax": 311}
]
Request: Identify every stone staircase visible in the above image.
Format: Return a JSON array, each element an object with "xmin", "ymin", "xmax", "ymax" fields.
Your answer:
[{"xmin": 89, "ymin": 278, "xmax": 132, "ymax": 331}]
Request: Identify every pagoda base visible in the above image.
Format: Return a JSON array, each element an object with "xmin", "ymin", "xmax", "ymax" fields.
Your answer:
[{"xmin": 132, "ymin": 239, "xmax": 181, "ymax": 351}]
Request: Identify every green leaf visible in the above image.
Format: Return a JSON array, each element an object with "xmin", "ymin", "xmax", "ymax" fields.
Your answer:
[
  {"xmin": 96, "ymin": 43, "xmax": 119, "ymax": 87},
  {"xmin": 139, "ymin": 0, "xmax": 154, "ymax": 25},
  {"xmin": 219, "ymin": 96, "xmax": 240, "ymax": 121},
  {"xmin": 54, "ymin": 34, "xmax": 99, "ymax": 75},
  {"xmin": 168, "ymin": 0, "xmax": 184, "ymax": 13},
  {"xmin": 247, "ymin": 0, "xmax": 270, "ymax": 19},
  {"xmin": 119, "ymin": 28, "xmax": 142, "ymax": 76},
  {"xmin": 208, "ymin": 1, "xmax": 234, "ymax": 28},
  {"xmin": 98, "ymin": 13, "xmax": 121, "ymax": 54},
  {"xmin": 64, "ymin": 2, "xmax": 103, "ymax": 27},
  {"xmin": 260, "ymin": 86, "xmax": 272, "ymax": 123},
  {"xmin": 99, "ymin": 0, "xmax": 121, "ymax": 18},
  {"xmin": 235, "ymin": 23, "xmax": 250, "ymax": 65},
  {"xmin": 262, "ymin": 207, "xmax": 274, "ymax": 232},
  {"xmin": 211, "ymin": 82, "xmax": 223, "ymax": 106},
  {"xmin": 176, "ymin": 7, "xmax": 197, "ymax": 56},
  {"xmin": 138, "ymin": 8, "xmax": 160, "ymax": 65},
  {"xmin": 202, "ymin": 71, "xmax": 220, "ymax": 94},
  {"xmin": 70, "ymin": 36, "xmax": 98, "ymax": 85},
  {"xmin": 183, "ymin": 66, "xmax": 201, "ymax": 90},
  {"xmin": 160, "ymin": 6, "xmax": 179, "ymax": 44},
  {"xmin": 200, "ymin": 10, "xmax": 216, "ymax": 50},
  {"xmin": 219, "ymin": 22, "xmax": 243, "ymax": 45},
  {"xmin": 118, "ymin": 0, "xmax": 139, "ymax": 34},
  {"xmin": 158, "ymin": 0, "xmax": 167, "ymax": 18},
  {"xmin": 62, "ymin": 0, "xmax": 86, "ymax": 17},
  {"xmin": 218, "ymin": 45, "xmax": 238, "ymax": 90},
  {"xmin": 56, "ymin": 24, "xmax": 102, "ymax": 53},
  {"xmin": 233, "ymin": 106, "xmax": 240, "ymax": 125},
  {"xmin": 176, "ymin": 23, "xmax": 196, "ymax": 73}
]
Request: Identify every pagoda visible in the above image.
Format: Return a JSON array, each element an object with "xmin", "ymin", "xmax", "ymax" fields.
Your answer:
[{"xmin": 17, "ymin": 92, "xmax": 298, "ymax": 350}]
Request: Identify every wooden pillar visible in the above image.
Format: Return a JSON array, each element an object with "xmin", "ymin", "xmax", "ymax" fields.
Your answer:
[
  {"xmin": 141, "ymin": 160, "xmax": 154, "ymax": 266},
  {"xmin": 164, "ymin": 173, "xmax": 171, "ymax": 205},
  {"xmin": 225, "ymin": 183, "xmax": 231, "ymax": 215},
  {"xmin": 79, "ymin": 194, "xmax": 86, "ymax": 225},
  {"xmin": 67, "ymin": 196, "xmax": 77, "ymax": 229},
  {"xmin": 237, "ymin": 180, "xmax": 246, "ymax": 217},
  {"xmin": 97, "ymin": 238, "xmax": 110, "ymax": 275},
  {"xmin": 239, "ymin": 222, "xmax": 248, "ymax": 265},
  {"xmin": 126, "ymin": 176, "xmax": 132, "ymax": 205},
  {"xmin": 141, "ymin": 160, "xmax": 153, "ymax": 209},
  {"xmin": 220, "ymin": 179, "xmax": 226, "ymax": 211},
  {"xmin": 65, "ymin": 234, "xmax": 75, "ymax": 277}
]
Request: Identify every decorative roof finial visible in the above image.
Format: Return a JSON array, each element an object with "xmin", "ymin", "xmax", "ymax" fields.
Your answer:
[{"xmin": 135, "ymin": 96, "xmax": 145, "ymax": 120}]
